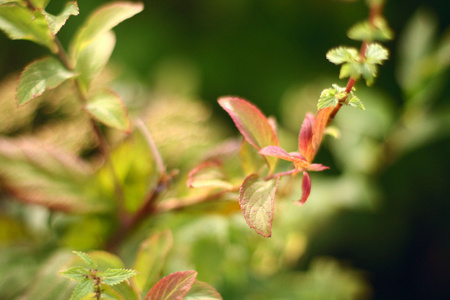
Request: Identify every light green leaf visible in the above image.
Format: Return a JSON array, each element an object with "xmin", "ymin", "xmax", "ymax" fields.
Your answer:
[
  {"xmin": 361, "ymin": 62, "xmax": 378, "ymax": 86},
  {"xmin": 347, "ymin": 94, "xmax": 365, "ymax": 110},
  {"xmin": 339, "ymin": 62, "xmax": 362, "ymax": 79},
  {"xmin": 76, "ymin": 30, "xmax": 116, "ymax": 93},
  {"xmin": 326, "ymin": 47, "xmax": 359, "ymax": 65},
  {"xmin": 17, "ymin": 57, "xmax": 77, "ymax": 105},
  {"xmin": 184, "ymin": 280, "xmax": 223, "ymax": 300},
  {"xmin": 239, "ymin": 140, "xmax": 266, "ymax": 176},
  {"xmin": 71, "ymin": 278, "xmax": 94, "ymax": 300},
  {"xmin": 239, "ymin": 174, "xmax": 279, "ymax": 237},
  {"xmin": 30, "ymin": 0, "xmax": 50, "ymax": 8},
  {"xmin": 347, "ymin": 17, "xmax": 393, "ymax": 41},
  {"xmin": 70, "ymin": 1, "xmax": 143, "ymax": 59},
  {"xmin": 317, "ymin": 84, "xmax": 346, "ymax": 110},
  {"xmin": 101, "ymin": 269, "xmax": 138, "ymax": 286},
  {"xmin": 85, "ymin": 90, "xmax": 131, "ymax": 132},
  {"xmin": 133, "ymin": 230, "xmax": 173, "ymax": 296},
  {"xmin": 59, "ymin": 266, "xmax": 90, "ymax": 282},
  {"xmin": 39, "ymin": 1, "xmax": 79, "ymax": 36},
  {"xmin": 365, "ymin": 43, "xmax": 389, "ymax": 64},
  {"xmin": 73, "ymin": 251, "xmax": 97, "ymax": 269},
  {"xmin": 187, "ymin": 161, "xmax": 233, "ymax": 190},
  {"xmin": 0, "ymin": 4, "xmax": 55, "ymax": 51}
]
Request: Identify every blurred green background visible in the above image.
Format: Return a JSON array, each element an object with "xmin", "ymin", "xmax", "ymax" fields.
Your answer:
[{"xmin": 1, "ymin": 0, "xmax": 449, "ymax": 299}]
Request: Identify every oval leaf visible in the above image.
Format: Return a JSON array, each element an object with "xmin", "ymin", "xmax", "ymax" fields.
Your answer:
[
  {"xmin": 145, "ymin": 271, "xmax": 197, "ymax": 300},
  {"xmin": 17, "ymin": 57, "xmax": 77, "ymax": 106},
  {"xmin": 218, "ymin": 97, "xmax": 279, "ymax": 171},
  {"xmin": 239, "ymin": 174, "xmax": 280, "ymax": 237},
  {"xmin": 39, "ymin": 1, "xmax": 79, "ymax": 36},
  {"xmin": 85, "ymin": 90, "xmax": 131, "ymax": 132},
  {"xmin": 187, "ymin": 160, "xmax": 233, "ymax": 190},
  {"xmin": 70, "ymin": 1, "xmax": 143, "ymax": 59},
  {"xmin": 184, "ymin": 280, "xmax": 222, "ymax": 300}
]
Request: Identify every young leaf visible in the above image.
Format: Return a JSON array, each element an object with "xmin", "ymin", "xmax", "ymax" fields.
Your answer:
[
  {"xmin": 101, "ymin": 269, "xmax": 138, "ymax": 286},
  {"xmin": 298, "ymin": 113, "xmax": 315, "ymax": 162},
  {"xmin": 59, "ymin": 266, "xmax": 90, "ymax": 281},
  {"xmin": 365, "ymin": 43, "xmax": 389, "ymax": 65},
  {"xmin": 326, "ymin": 47, "xmax": 359, "ymax": 65},
  {"xmin": 0, "ymin": 4, "xmax": 55, "ymax": 51},
  {"xmin": 239, "ymin": 140, "xmax": 266, "ymax": 175},
  {"xmin": 218, "ymin": 97, "xmax": 279, "ymax": 171},
  {"xmin": 71, "ymin": 278, "xmax": 94, "ymax": 300},
  {"xmin": 347, "ymin": 94, "xmax": 365, "ymax": 110},
  {"xmin": 70, "ymin": 1, "xmax": 143, "ymax": 59},
  {"xmin": 16, "ymin": 57, "xmax": 77, "ymax": 105},
  {"xmin": 85, "ymin": 89, "xmax": 131, "ymax": 132},
  {"xmin": 317, "ymin": 84, "xmax": 346, "ymax": 110},
  {"xmin": 347, "ymin": 17, "xmax": 393, "ymax": 42},
  {"xmin": 39, "ymin": 1, "xmax": 79, "ymax": 36},
  {"xmin": 30, "ymin": 0, "xmax": 50, "ymax": 8},
  {"xmin": 145, "ymin": 271, "xmax": 198, "ymax": 300},
  {"xmin": 133, "ymin": 230, "xmax": 173, "ymax": 296},
  {"xmin": 311, "ymin": 106, "xmax": 333, "ymax": 155},
  {"xmin": 73, "ymin": 251, "xmax": 97, "ymax": 269},
  {"xmin": 76, "ymin": 30, "xmax": 116, "ymax": 93},
  {"xmin": 187, "ymin": 160, "xmax": 233, "ymax": 190},
  {"xmin": 298, "ymin": 171, "xmax": 311, "ymax": 205},
  {"xmin": 239, "ymin": 174, "xmax": 280, "ymax": 237},
  {"xmin": 184, "ymin": 280, "xmax": 223, "ymax": 300}
]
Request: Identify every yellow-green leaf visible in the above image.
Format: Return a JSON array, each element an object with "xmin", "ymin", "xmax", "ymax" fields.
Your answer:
[{"xmin": 39, "ymin": 1, "xmax": 79, "ymax": 36}]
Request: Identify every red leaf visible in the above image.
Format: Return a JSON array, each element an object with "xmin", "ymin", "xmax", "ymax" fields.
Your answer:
[
  {"xmin": 298, "ymin": 113, "xmax": 315, "ymax": 162},
  {"xmin": 259, "ymin": 146, "xmax": 293, "ymax": 162},
  {"xmin": 297, "ymin": 171, "xmax": 311, "ymax": 206},
  {"xmin": 239, "ymin": 174, "xmax": 280, "ymax": 237},
  {"xmin": 145, "ymin": 271, "xmax": 197, "ymax": 300},
  {"xmin": 311, "ymin": 107, "xmax": 333, "ymax": 157},
  {"xmin": 308, "ymin": 163, "xmax": 330, "ymax": 172},
  {"xmin": 218, "ymin": 97, "xmax": 279, "ymax": 151}
]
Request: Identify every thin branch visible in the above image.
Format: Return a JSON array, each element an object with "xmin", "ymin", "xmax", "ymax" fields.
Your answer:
[{"xmin": 135, "ymin": 118, "xmax": 166, "ymax": 175}]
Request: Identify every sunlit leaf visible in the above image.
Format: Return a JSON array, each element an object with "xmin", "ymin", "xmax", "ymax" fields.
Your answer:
[
  {"xmin": 184, "ymin": 280, "xmax": 223, "ymax": 300},
  {"xmin": 71, "ymin": 278, "xmax": 94, "ymax": 300},
  {"xmin": 317, "ymin": 84, "xmax": 345, "ymax": 110},
  {"xmin": 347, "ymin": 17, "xmax": 394, "ymax": 41},
  {"xmin": 298, "ymin": 171, "xmax": 311, "ymax": 205},
  {"xmin": 39, "ymin": 1, "xmax": 79, "ymax": 36},
  {"xmin": 187, "ymin": 160, "xmax": 233, "ymax": 190},
  {"xmin": 239, "ymin": 140, "xmax": 266, "ymax": 176},
  {"xmin": 101, "ymin": 269, "xmax": 138, "ymax": 286},
  {"xmin": 239, "ymin": 174, "xmax": 279, "ymax": 237},
  {"xmin": 218, "ymin": 97, "xmax": 279, "ymax": 171},
  {"xmin": 133, "ymin": 230, "xmax": 173, "ymax": 296},
  {"xmin": 76, "ymin": 30, "xmax": 116, "ymax": 93},
  {"xmin": 365, "ymin": 43, "xmax": 389, "ymax": 64},
  {"xmin": 16, "ymin": 57, "xmax": 77, "ymax": 105},
  {"xmin": 326, "ymin": 47, "xmax": 359, "ymax": 65},
  {"xmin": 298, "ymin": 113, "xmax": 315, "ymax": 162},
  {"xmin": 30, "ymin": 0, "xmax": 50, "ymax": 8},
  {"xmin": 59, "ymin": 266, "xmax": 89, "ymax": 282},
  {"xmin": 70, "ymin": 1, "xmax": 143, "ymax": 59},
  {"xmin": 73, "ymin": 251, "xmax": 97, "ymax": 269},
  {"xmin": 0, "ymin": 4, "xmax": 55, "ymax": 51},
  {"xmin": 145, "ymin": 271, "xmax": 197, "ymax": 300},
  {"xmin": 85, "ymin": 89, "xmax": 131, "ymax": 132},
  {"xmin": 311, "ymin": 106, "xmax": 333, "ymax": 157}
]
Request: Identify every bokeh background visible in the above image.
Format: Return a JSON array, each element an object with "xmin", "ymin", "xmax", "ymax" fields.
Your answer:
[{"xmin": 1, "ymin": 0, "xmax": 449, "ymax": 299}]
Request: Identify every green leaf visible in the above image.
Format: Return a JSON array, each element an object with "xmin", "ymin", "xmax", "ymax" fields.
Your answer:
[
  {"xmin": 59, "ymin": 266, "xmax": 90, "ymax": 281},
  {"xmin": 218, "ymin": 97, "xmax": 279, "ymax": 172},
  {"xmin": 85, "ymin": 90, "xmax": 131, "ymax": 132},
  {"xmin": 0, "ymin": 138, "xmax": 104, "ymax": 213},
  {"xmin": 39, "ymin": 1, "xmax": 79, "ymax": 36},
  {"xmin": 76, "ymin": 30, "xmax": 116, "ymax": 93},
  {"xmin": 101, "ymin": 269, "xmax": 138, "ymax": 286},
  {"xmin": 145, "ymin": 271, "xmax": 198, "ymax": 300},
  {"xmin": 239, "ymin": 140, "xmax": 266, "ymax": 176},
  {"xmin": 239, "ymin": 174, "xmax": 279, "ymax": 237},
  {"xmin": 347, "ymin": 94, "xmax": 365, "ymax": 110},
  {"xmin": 365, "ymin": 43, "xmax": 389, "ymax": 64},
  {"xmin": 184, "ymin": 280, "xmax": 223, "ymax": 300},
  {"xmin": 70, "ymin": 1, "xmax": 143, "ymax": 59},
  {"xmin": 361, "ymin": 62, "xmax": 378, "ymax": 86},
  {"xmin": 326, "ymin": 47, "xmax": 359, "ymax": 65},
  {"xmin": 17, "ymin": 57, "xmax": 77, "ymax": 105},
  {"xmin": 187, "ymin": 161, "xmax": 233, "ymax": 190},
  {"xmin": 73, "ymin": 251, "xmax": 97, "ymax": 269},
  {"xmin": 30, "ymin": 0, "xmax": 50, "ymax": 8},
  {"xmin": 133, "ymin": 230, "xmax": 173, "ymax": 297},
  {"xmin": 71, "ymin": 278, "xmax": 94, "ymax": 300},
  {"xmin": 339, "ymin": 62, "xmax": 362, "ymax": 80},
  {"xmin": 317, "ymin": 84, "xmax": 346, "ymax": 110},
  {"xmin": 0, "ymin": 4, "xmax": 55, "ymax": 51},
  {"xmin": 347, "ymin": 17, "xmax": 393, "ymax": 42}
]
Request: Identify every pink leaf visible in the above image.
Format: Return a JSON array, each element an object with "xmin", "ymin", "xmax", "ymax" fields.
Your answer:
[
  {"xmin": 239, "ymin": 174, "xmax": 280, "ymax": 237},
  {"xmin": 297, "ymin": 171, "xmax": 311, "ymax": 206},
  {"xmin": 259, "ymin": 146, "xmax": 293, "ymax": 162},
  {"xmin": 311, "ymin": 107, "xmax": 333, "ymax": 156},
  {"xmin": 218, "ymin": 97, "xmax": 279, "ymax": 151},
  {"xmin": 308, "ymin": 163, "xmax": 330, "ymax": 172},
  {"xmin": 145, "ymin": 271, "xmax": 197, "ymax": 300},
  {"xmin": 298, "ymin": 113, "xmax": 315, "ymax": 162}
]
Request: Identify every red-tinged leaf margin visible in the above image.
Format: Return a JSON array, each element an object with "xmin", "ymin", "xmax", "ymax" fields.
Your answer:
[
  {"xmin": 297, "ymin": 171, "xmax": 311, "ymax": 206},
  {"xmin": 186, "ymin": 160, "xmax": 233, "ymax": 190},
  {"xmin": 239, "ymin": 174, "xmax": 280, "ymax": 237},
  {"xmin": 184, "ymin": 280, "xmax": 223, "ymax": 299},
  {"xmin": 311, "ymin": 107, "xmax": 333, "ymax": 157},
  {"xmin": 145, "ymin": 271, "xmax": 197, "ymax": 300},
  {"xmin": 259, "ymin": 146, "xmax": 310, "ymax": 170},
  {"xmin": 298, "ymin": 113, "xmax": 315, "ymax": 163}
]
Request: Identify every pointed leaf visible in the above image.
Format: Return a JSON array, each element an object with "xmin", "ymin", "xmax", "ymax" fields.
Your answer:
[
  {"xmin": 311, "ymin": 106, "xmax": 333, "ymax": 158},
  {"xmin": 0, "ymin": 4, "xmax": 55, "ymax": 51},
  {"xmin": 70, "ymin": 1, "xmax": 143, "ymax": 59},
  {"xmin": 298, "ymin": 113, "xmax": 315, "ymax": 162},
  {"xmin": 17, "ymin": 57, "xmax": 77, "ymax": 105},
  {"xmin": 239, "ymin": 139, "xmax": 266, "ymax": 176},
  {"xmin": 239, "ymin": 174, "xmax": 279, "ymax": 237},
  {"xmin": 85, "ymin": 90, "xmax": 131, "ymax": 132},
  {"xmin": 365, "ymin": 43, "xmax": 389, "ymax": 64},
  {"xmin": 326, "ymin": 47, "xmax": 359, "ymax": 65},
  {"xmin": 184, "ymin": 280, "xmax": 223, "ymax": 300},
  {"xmin": 297, "ymin": 171, "xmax": 311, "ymax": 206},
  {"xmin": 145, "ymin": 271, "xmax": 197, "ymax": 300},
  {"xmin": 73, "ymin": 251, "xmax": 97, "ymax": 269},
  {"xmin": 39, "ymin": 1, "xmax": 79, "ymax": 36},
  {"xmin": 59, "ymin": 266, "xmax": 90, "ymax": 281},
  {"xmin": 133, "ymin": 230, "xmax": 173, "ymax": 296},
  {"xmin": 259, "ymin": 145, "xmax": 293, "ymax": 162},
  {"xmin": 347, "ymin": 94, "xmax": 365, "ymax": 110},
  {"xmin": 218, "ymin": 97, "xmax": 279, "ymax": 171},
  {"xmin": 76, "ymin": 30, "xmax": 116, "ymax": 93},
  {"xmin": 101, "ymin": 269, "xmax": 138, "ymax": 286},
  {"xmin": 71, "ymin": 278, "xmax": 94, "ymax": 300},
  {"xmin": 187, "ymin": 160, "xmax": 233, "ymax": 190},
  {"xmin": 347, "ymin": 17, "xmax": 393, "ymax": 41}
]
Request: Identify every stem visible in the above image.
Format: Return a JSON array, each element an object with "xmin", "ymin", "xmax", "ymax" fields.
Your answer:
[{"xmin": 135, "ymin": 118, "xmax": 166, "ymax": 175}]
